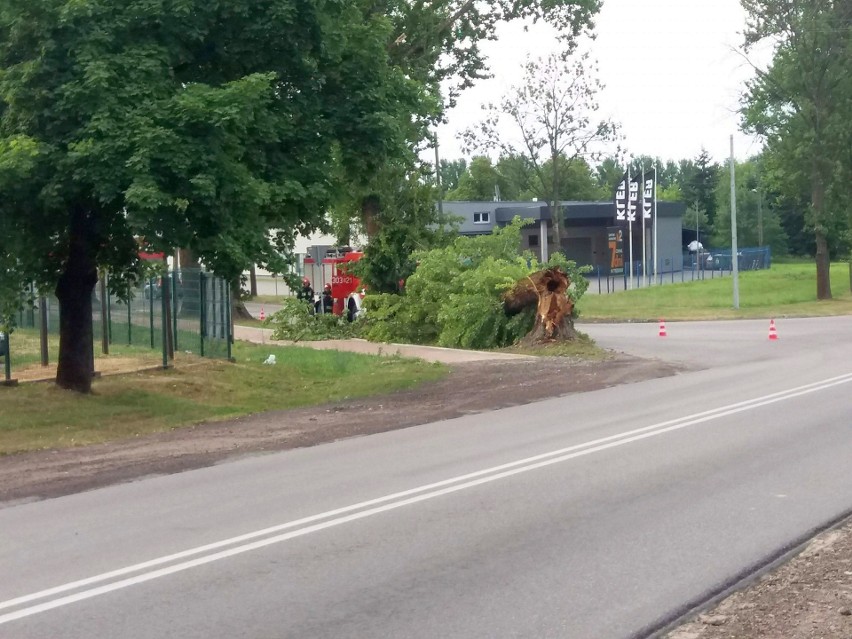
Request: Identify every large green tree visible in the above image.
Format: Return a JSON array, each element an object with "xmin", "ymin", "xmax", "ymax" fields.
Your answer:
[
  {"xmin": 446, "ymin": 156, "xmax": 511, "ymax": 201},
  {"xmin": 355, "ymin": 0, "xmax": 602, "ymax": 234},
  {"xmin": 439, "ymin": 159, "xmax": 468, "ymax": 196},
  {"xmin": 712, "ymin": 157, "xmax": 789, "ymax": 254},
  {"xmin": 741, "ymin": 0, "xmax": 852, "ymax": 299},
  {"xmin": 681, "ymin": 149, "xmax": 720, "ymax": 227},
  {"xmin": 0, "ymin": 0, "xmax": 423, "ymax": 392},
  {"xmin": 352, "ymin": 163, "xmax": 460, "ymax": 294}
]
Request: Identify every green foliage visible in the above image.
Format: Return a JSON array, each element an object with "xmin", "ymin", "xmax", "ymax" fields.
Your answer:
[
  {"xmin": 386, "ymin": 0, "xmax": 601, "ymax": 111},
  {"xmin": 741, "ymin": 0, "xmax": 851, "ymax": 294},
  {"xmin": 711, "ymin": 158, "xmax": 789, "ymax": 254},
  {"xmin": 680, "ymin": 149, "xmax": 720, "ymax": 226},
  {"xmin": 441, "ymin": 154, "xmax": 609, "ymax": 203},
  {"xmin": 268, "ymin": 299, "xmax": 361, "ymax": 342},
  {"xmin": 361, "ymin": 218, "xmax": 589, "ymax": 349},
  {"xmin": 657, "ymin": 183, "xmax": 683, "ymax": 202},
  {"xmin": 348, "ymin": 164, "xmax": 461, "ymax": 294},
  {"xmin": 439, "ymin": 159, "xmax": 468, "ymax": 195},
  {"xmin": 446, "ymin": 156, "xmax": 510, "ymax": 201}
]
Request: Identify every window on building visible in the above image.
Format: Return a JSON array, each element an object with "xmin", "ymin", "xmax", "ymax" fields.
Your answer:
[
  {"xmin": 528, "ymin": 234, "xmax": 539, "ymax": 247},
  {"xmin": 473, "ymin": 211, "xmax": 490, "ymax": 224}
]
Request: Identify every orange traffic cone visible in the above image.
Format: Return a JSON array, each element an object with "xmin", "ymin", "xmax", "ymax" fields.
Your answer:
[
  {"xmin": 658, "ymin": 318, "xmax": 667, "ymax": 338},
  {"xmin": 259, "ymin": 306, "xmax": 266, "ymax": 322},
  {"xmin": 768, "ymin": 318, "xmax": 778, "ymax": 340}
]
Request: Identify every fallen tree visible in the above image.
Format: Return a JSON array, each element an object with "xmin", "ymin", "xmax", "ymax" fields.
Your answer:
[
  {"xmin": 503, "ymin": 267, "xmax": 576, "ymax": 343},
  {"xmin": 361, "ymin": 218, "xmax": 588, "ymax": 350}
]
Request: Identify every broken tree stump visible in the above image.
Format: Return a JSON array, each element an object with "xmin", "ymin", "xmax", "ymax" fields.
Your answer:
[{"xmin": 503, "ymin": 267, "xmax": 576, "ymax": 343}]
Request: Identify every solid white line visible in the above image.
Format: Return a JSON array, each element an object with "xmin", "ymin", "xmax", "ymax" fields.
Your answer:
[{"xmin": 2, "ymin": 372, "xmax": 851, "ymax": 624}]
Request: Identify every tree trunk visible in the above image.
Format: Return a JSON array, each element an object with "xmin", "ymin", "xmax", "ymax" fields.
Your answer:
[
  {"xmin": 231, "ymin": 279, "xmax": 253, "ymax": 320},
  {"xmin": 812, "ymin": 159, "xmax": 832, "ymax": 300},
  {"xmin": 550, "ymin": 152, "xmax": 561, "ymax": 255},
  {"xmin": 249, "ymin": 264, "xmax": 259, "ymax": 297},
  {"xmin": 503, "ymin": 267, "xmax": 576, "ymax": 343},
  {"xmin": 362, "ymin": 195, "xmax": 381, "ymax": 238},
  {"xmin": 56, "ymin": 209, "xmax": 99, "ymax": 393},
  {"xmin": 177, "ymin": 248, "xmax": 199, "ymax": 272},
  {"xmin": 815, "ymin": 229, "xmax": 831, "ymax": 299}
]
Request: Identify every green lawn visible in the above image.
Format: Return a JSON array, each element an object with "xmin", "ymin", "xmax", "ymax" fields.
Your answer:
[
  {"xmin": 0, "ymin": 340, "xmax": 446, "ymax": 455},
  {"xmin": 578, "ymin": 262, "xmax": 852, "ymax": 321}
]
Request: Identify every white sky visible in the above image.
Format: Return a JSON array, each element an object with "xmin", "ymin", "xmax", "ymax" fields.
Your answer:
[{"xmin": 436, "ymin": 0, "xmax": 772, "ymax": 166}]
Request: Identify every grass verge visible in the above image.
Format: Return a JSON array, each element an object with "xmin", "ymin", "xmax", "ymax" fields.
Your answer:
[
  {"xmin": 0, "ymin": 340, "xmax": 447, "ymax": 455},
  {"xmin": 578, "ymin": 262, "xmax": 852, "ymax": 321},
  {"xmin": 501, "ymin": 332, "xmax": 607, "ymax": 359}
]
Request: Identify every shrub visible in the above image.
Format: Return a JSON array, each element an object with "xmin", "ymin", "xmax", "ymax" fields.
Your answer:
[{"xmin": 268, "ymin": 298, "xmax": 362, "ymax": 342}]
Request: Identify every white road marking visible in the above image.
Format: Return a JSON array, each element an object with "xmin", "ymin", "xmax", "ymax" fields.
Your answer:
[{"xmin": 2, "ymin": 372, "xmax": 851, "ymax": 625}]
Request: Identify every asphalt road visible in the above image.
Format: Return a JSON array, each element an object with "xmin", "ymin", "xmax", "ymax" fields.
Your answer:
[{"xmin": 2, "ymin": 317, "xmax": 851, "ymax": 638}]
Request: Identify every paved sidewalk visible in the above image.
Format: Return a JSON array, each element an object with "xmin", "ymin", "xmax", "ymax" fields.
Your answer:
[{"xmin": 233, "ymin": 325, "xmax": 532, "ymax": 364}]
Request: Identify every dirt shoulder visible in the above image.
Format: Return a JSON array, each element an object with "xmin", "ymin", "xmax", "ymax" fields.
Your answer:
[
  {"xmin": 665, "ymin": 520, "xmax": 852, "ymax": 638},
  {"xmin": 0, "ymin": 354, "xmax": 678, "ymax": 505}
]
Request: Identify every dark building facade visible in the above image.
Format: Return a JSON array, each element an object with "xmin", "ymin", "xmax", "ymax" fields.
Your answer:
[{"xmin": 444, "ymin": 200, "xmax": 687, "ymax": 274}]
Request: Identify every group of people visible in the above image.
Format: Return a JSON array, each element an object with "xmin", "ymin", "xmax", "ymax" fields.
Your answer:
[{"xmin": 297, "ymin": 278, "xmax": 361, "ymax": 322}]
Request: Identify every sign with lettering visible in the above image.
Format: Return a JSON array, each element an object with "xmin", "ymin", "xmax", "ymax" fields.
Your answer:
[{"xmin": 607, "ymin": 227, "xmax": 624, "ymax": 275}]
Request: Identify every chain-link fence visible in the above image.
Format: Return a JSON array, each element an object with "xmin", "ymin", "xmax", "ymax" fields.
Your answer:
[
  {"xmin": 583, "ymin": 247, "xmax": 772, "ymax": 294},
  {"xmin": 2, "ymin": 269, "xmax": 231, "ymax": 383}
]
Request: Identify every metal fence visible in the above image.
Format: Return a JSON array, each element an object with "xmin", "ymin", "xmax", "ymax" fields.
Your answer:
[
  {"xmin": 583, "ymin": 247, "xmax": 772, "ymax": 295},
  {"xmin": 2, "ymin": 269, "xmax": 231, "ymax": 383}
]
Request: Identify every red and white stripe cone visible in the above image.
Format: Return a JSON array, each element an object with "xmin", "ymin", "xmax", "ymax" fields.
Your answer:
[
  {"xmin": 658, "ymin": 319, "xmax": 667, "ymax": 338},
  {"xmin": 259, "ymin": 306, "xmax": 266, "ymax": 322},
  {"xmin": 768, "ymin": 318, "xmax": 778, "ymax": 340}
]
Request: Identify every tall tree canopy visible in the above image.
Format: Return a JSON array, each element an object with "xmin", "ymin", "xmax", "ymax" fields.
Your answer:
[
  {"xmin": 0, "ymin": 0, "xmax": 601, "ymax": 392},
  {"xmin": 0, "ymin": 0, "xmax": 425, "ymax": 391},
  {"xmin": 740, "ymin": 0, "xmax": 852, "ymax": 299}
]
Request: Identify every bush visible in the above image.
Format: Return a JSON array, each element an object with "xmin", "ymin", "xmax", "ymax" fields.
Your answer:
[{"xmin": 268, "ymin": 298, "xmax": 362, "ymax": 341}]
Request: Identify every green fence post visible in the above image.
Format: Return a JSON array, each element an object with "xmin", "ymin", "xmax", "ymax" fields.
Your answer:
[
  {"xmin": 171, "ymin": 271, "xmax": 178, "ymax": 352},
  {"xmin": 128, "ymin": 292, "xmax": 132, "ymax": 346},
  {"xmin": 199, "ymin": 271, "xmax": 206, "ymax": 357},
  {"xmin": 1, "ymin": 332, "xmax": 14, "ymax": 385},
  {"xmin": 160, "ymin": 279, "xmax": 169, "ymax": 369},
  {"xmin": 149, "ymin": 278, "xmax": 155, "ymax": 350},
  {"xmin": 28, "ymin": 283, "xmax": 36, "ymax": 327},
  {"xmin": 225, "ymin": 279, "xmax": 233, "ymax": 361},
  {"xmin": 107, "ymin": 274, "xmax": 113, "ymax": 346},
  {"xmin": 219, "ymin": 278, "xmax": 226, "ymax": 343},
  {"xmin": 99, "ymin": 276, "xmax": 109, "ymax": 354},
  {"xmin": 39, "ymin": 296, "xmax": 49, "ymax": 366}
]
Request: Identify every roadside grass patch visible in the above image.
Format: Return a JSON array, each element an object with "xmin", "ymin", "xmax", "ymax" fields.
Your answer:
[
  {"xmin": 0, "ymin": 341, "xmax": 446, "ymax": 455},
  {"xmin": 501, "ymin": 332, "xmax": 608, "ymax": 359},
  {"xmin": 578, "ymin": 262, "xmax": 852, "ymax": 321}
]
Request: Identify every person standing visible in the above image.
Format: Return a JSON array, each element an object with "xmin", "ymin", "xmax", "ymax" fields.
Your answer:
[
  {"xmin": 297, "ymin": 277, "xmax": 314, "ymax": 302},
  {"xmin": 317, "ymin": 283, "xmax": 333, "ymax": 315}
]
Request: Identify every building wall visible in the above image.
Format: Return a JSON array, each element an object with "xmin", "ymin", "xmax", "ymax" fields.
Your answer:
[{"xmin": 656, "ymin": 217, "xmax": 684, "ymax": 272}]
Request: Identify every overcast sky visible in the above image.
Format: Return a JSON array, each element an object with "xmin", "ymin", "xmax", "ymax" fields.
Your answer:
[{"xmin": 436, "ymin": 0, "xmax": 772, "ymax": 166}]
